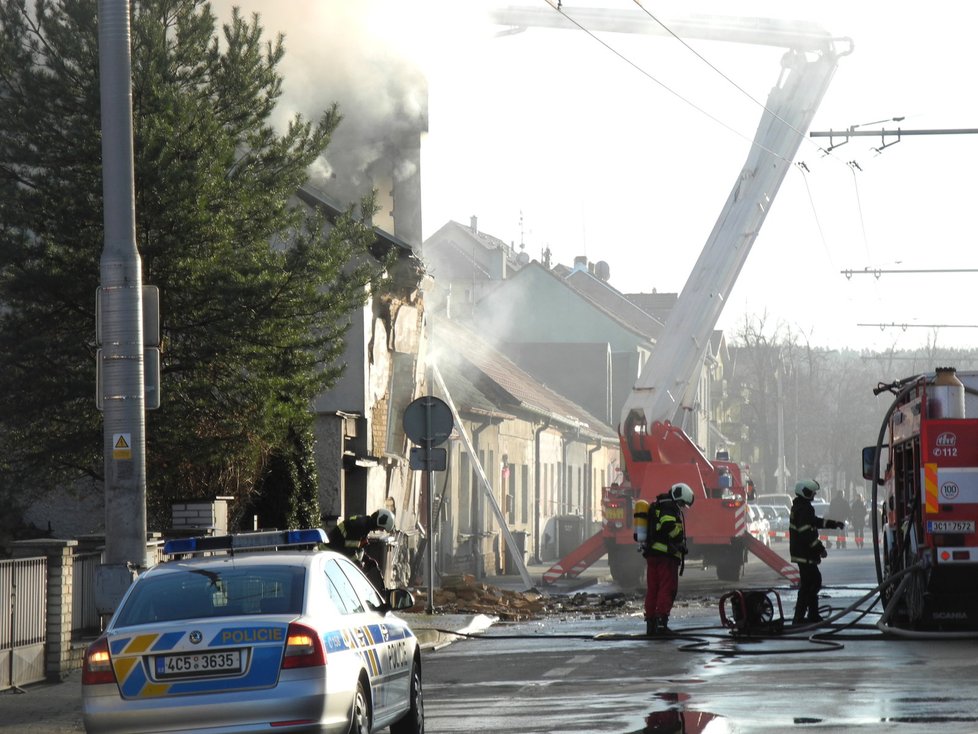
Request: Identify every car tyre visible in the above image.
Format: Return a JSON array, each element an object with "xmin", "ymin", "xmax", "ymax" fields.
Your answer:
[
  {"xmin": 348, "ymin": 680, "xmax": 370, "ymax": 734},
  {"xmin": 390, "ymin": 660, "xmax": 424, "ymax": 734}
]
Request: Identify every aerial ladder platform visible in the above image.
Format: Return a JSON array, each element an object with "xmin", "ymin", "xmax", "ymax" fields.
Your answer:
[{"xmin": 542, "ymin": 531, "xmax": 800, "ymax": 586}]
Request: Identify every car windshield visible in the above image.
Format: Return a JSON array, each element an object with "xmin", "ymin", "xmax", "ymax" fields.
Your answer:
[{"xmin": 113, "ymin": 564, "xmax": 306, "ymax": 626}]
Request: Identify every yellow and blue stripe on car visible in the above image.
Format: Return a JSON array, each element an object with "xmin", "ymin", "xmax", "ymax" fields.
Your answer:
[{"xmin": 109, "ymin": 625, "xmax": 288, "ymax": 699}]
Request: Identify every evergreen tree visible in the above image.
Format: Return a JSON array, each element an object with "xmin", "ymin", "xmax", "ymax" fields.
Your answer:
[{"xmin": 0, "ymin": 0, "xmax": 385, "ymax": 526}]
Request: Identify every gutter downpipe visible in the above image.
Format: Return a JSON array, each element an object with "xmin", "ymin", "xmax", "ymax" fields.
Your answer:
[
  {"xmin": 533, "ymin": 420, "xmax": 551, "ymax": 563},
  {"xmin": 587, "ymin": 439, "xmax": 603, "ymax": 536}
]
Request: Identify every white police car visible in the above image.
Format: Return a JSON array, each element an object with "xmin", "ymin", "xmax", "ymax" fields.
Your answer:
[{"xmin": 82, "ymin": 529, "xmax": 423, "ymax": 734}]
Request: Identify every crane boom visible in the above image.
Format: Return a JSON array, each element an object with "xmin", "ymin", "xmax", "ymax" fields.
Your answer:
[
  {"xmin": 494, "ymin": 7, "xmax": 853, "ymax": 586},
  {"xmin": 489, "ymin": 6, "xmax": 851, "ymax": 431},
  {"xmin": 621, "ymin": 41, "xmax": 846, "ymax": 430}
]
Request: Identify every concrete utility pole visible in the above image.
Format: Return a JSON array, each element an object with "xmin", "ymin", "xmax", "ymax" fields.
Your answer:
[{"xmin": 94, "ymin": 0, "xmax": 148, "ymax": 613}]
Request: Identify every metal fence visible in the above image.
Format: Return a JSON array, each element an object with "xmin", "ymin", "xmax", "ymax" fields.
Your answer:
[
  {"xmin": 71, "ymin": 544, "xmax": 166, "ymax": 640},
  {"xmin": 71, "ymin": 551, "xmax": 103, "ymax": 638},
  {"xmin": 0, "ymin": 556, "xmax": 47, "ymax": 690}
]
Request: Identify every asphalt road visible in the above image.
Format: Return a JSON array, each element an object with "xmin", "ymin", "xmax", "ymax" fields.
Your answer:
[
  {"xmin": 0, "ymin": 544, "xmax": 948, "ymax": 734},
  {"xmin": 423, "ymin": 547, "xmax": 978, "ymax": 733}
]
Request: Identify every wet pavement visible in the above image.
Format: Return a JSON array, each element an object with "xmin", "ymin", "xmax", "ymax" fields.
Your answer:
[
  {"xmin": 8, "ymin": 548, "xmax": 978, "ymax": 732},
  {"xmin": 421, "ymin": 549, "xmax": 978, "ymax": 732}
]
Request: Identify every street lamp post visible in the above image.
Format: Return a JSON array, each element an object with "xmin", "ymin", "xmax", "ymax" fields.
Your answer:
[{"xmin": 94, "ymin": 0, "xmax": 148, "ymax": 614}]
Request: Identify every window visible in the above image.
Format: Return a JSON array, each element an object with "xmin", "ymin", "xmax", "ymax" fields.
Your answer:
[
  {"xmin": 324, "ymin": 559, "xmax": 365, "ymax": 615},
  {"xmin": 115, "ymin": 566, "xmax": 305, "ymax": 626},
  {"xmin": 336, "ymin": 557, "xmax": 384, "ymax": 610},
  {"xmin": 521, "ymin": 465, "xmax": 529, "ymax": 524}
]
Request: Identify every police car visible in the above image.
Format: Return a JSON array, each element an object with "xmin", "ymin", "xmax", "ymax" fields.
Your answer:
[{"xmin": 82, "ymin": 529, "xmax": 423, "ymax": 734}]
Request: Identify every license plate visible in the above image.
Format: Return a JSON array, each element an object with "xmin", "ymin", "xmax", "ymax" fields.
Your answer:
[
  {"xmin": 928, "ymin": 520, "xmax": 976, "ymax": 533},
  {"xmin": 155, "ymin": 649, "xmax": 243, "ymax": 679},
  {"xmin": 604, "ymin": 508, "xmax": 624, "ymax": 520}
]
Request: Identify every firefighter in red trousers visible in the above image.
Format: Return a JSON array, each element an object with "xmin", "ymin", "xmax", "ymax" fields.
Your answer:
[{"xmin": 638, "ymin": 483, "xmax": 694, "ymax": 636}]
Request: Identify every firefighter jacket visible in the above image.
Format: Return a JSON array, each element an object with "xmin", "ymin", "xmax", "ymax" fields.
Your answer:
[
  {"xmin": 645, "ymin": 495, "xmax": 687, "ymax": 561},
  {"xmin": 789, "ymin": 497, "xmax": 828, "ymax": 564},
  {"xmin": 327, "ymin": 515, "xmax": 377, "ymax": 553}
]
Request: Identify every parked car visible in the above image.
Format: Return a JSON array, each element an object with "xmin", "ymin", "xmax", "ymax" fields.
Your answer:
[
  {"xmin": 759, "ymin": 504, "xmax": 789, "ymax": 542},
  {"xmin": 746, "ymin": 504, "xmax": 771, "ymax": 547},
  {"xmin": 82, "ymin": 528, "xmax": 423, "ymax": 734}
]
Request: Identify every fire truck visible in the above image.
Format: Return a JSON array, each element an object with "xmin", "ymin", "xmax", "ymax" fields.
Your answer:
[
  {"xmin": 531, "ymin": 10, "xmax": 851, "ymax": 587},
  {"xmin": 865, "ymin": 368, "xmax": 978, "ymax": 630}
]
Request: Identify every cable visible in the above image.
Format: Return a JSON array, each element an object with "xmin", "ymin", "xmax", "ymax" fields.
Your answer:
[
  {"xmin": 631, "ymin": 1, "xmax": 809, "ymax": 150},
  {"xmin": 545, "ymin": 1, "xmax": 792, "ymax": 162}
]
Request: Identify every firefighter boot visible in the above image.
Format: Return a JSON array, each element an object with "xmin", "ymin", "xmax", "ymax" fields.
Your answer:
[{"xmin": 656, "ymin": 616, "xmax": 674, "ymax": 636}]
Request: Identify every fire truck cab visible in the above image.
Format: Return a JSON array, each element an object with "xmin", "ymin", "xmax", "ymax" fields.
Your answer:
[{"xmin": 865, "ymin": 367, "xmax": 978, "ymax": 630}]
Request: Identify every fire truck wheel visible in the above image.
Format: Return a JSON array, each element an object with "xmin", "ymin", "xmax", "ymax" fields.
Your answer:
[
  {"xmin": 716, "ymin": 556, "xmax": 743, "ymax": 582},
  {"xmin": 608, "ymin": 546, "xmax": 645, "ymax": 588}
]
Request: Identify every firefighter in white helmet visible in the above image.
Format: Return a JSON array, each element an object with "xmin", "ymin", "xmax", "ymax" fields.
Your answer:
[
  {"xmin": 789, "ymin": 479, "xmax": 844, "ymax": 624},
  {"xmin": 640, "ymin": 482, "xmax": 694, "ymax": 636},
  {"xmin": 326, "ymin": 509, "xmax": 396, "ymax": 591}
]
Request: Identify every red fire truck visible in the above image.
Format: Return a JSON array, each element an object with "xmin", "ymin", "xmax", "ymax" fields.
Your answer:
[
  {"xmin": 865, "ymin": 368, "xmax": 978, "ymax": 630},
  {"xmin": 538, "ymin": 12, "xmax": 850, "ymax": 587}
]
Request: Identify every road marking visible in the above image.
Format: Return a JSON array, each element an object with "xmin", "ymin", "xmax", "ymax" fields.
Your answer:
[
  {"xmin": 543, "ymin": 655, "xmax": 594, "ymax": 678},
  {"xmin": 542, "ymin": 667, "xmax": 575, "ymax": 678}
]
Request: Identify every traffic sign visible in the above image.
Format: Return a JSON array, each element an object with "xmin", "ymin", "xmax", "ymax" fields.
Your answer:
[
  {"xmin": 402, "ymin": 395, "xmax": 453, "ymax": 446},
  {"xmin": 410, "ymin": 446, "xmax": 447, "ymax": 471}
]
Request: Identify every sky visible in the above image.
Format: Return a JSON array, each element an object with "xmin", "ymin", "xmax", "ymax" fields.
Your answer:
[{"xmin": 210, "ymin": 1, "xmax": 978, "ymax": 354}]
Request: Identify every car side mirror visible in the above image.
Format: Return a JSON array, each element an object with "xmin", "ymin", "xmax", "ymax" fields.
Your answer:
[
  {"xmin": 861, "ymin": 446, "xmax": 885, "ymax": 485},
  {"xmin": 388, "ymin": 588, "xmax": 415, "ymax": 612}
]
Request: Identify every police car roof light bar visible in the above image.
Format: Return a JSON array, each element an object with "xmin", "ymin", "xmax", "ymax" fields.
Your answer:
[{"xmin": 162, "ymin": 528, "xmax": 327, "ymax": 556}]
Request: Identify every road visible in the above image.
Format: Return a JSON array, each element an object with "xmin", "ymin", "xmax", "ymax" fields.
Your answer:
[
  {"xmin": 422, "ymin": 547, "xmax": 978, "ymax": 733},
  {"xmin": 8, "ymin": 545, "xmax": 978, "ymax": 733}
]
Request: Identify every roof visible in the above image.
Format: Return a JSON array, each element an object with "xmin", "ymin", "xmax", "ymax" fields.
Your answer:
[
  {"xmin": 295, "ymin": 184, "xmax": 416, "ymax": 260},
  {"xmin": 422, "ymin": 220, "xmax": 527, "ymax": 282},
  {"xmin": 432, "ymin": 316, "xmax": 616, "ymax": 441},
  {"xmin": 474, "ymin": 261, "xmax": 655, "ymax": 344},
  {"xmin": 625, "ymin": 291, "xmax": 679, "ymax": 325},
  {"xmin": 564, "ymin": 269, "xmax": 664, "ymax": 340}
]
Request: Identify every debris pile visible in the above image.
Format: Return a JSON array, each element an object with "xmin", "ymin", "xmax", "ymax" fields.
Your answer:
[{"xmin": 408, "ymin": 574, "xmax": 639, "ymax": 621}]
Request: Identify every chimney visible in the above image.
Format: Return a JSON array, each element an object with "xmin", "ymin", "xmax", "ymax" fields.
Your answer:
[
  {"xmin": 573, "ymin": 255, "xmax": 587, "ymax": 272},
  {"xmin": 470, "ymin": 215, "xmax": 478, "ymax": 234}
]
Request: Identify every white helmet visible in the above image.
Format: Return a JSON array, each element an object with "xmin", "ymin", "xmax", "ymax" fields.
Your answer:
[
  {"xmin": 670, "ymin": 482, "xmax": 695, "ymax": 507},
  {"xmin": 795, "ymin": 479, "xmax": 820, "ymax": 500},
  {"xmin": 374, "ymin": 508, "xmax": 396, "ymax": 532}
]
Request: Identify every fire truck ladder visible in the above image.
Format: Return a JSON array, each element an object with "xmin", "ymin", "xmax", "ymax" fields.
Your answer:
[
  {"xmin": 542, "ymin": 531, "xmax": 607, "ymax": 586},
  {"xmin": 742, "ymin": 534, "xmax": 800, "ymax": 585}
]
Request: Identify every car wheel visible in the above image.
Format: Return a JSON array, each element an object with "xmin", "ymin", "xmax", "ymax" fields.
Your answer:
[
  {"xmin": 390, "ymin": 660, "xmax": 424, "ymax": 734},
  {"xmin": 348, "ymin": 680, "xmax": 370, "ymax": 734}
]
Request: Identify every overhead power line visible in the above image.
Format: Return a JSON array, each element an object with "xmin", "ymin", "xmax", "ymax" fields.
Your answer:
[
  {"xmin": 842, "ymin": 268, "xmax": 978, "ymax": 279},
  {"xmin": 859, "ymin": 323, "xmax": 978, "ymax": 331}
]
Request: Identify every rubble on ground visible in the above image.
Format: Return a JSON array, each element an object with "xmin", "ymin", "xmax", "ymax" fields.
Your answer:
[{"xmin": 407, "ymin": 574, "xmax": 642, "ymax": 621}]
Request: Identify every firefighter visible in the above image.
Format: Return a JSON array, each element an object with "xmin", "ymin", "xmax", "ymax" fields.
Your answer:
[
  {"xmin": 789, "ymin": 479, "xmax": 844, "ymax": 624},
  {"xmin": 327, "ymin": 509, "xmax": 396, "ymax": 591},
  {"xmin": 642, "ymin": 482, "xmax": 694, "ymax": 636}
]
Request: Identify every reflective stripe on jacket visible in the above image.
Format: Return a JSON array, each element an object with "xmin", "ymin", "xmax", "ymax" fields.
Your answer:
[
  {"xmin": 648, "ymin": 497, "xmax": 686, "ymax": 561},
  {"xmin": 789, "ymin": 497, "xmax": 827, "ymax": 563}
]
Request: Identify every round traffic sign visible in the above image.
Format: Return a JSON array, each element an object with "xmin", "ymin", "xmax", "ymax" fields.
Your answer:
[{"xmin": 403, "ymin": 396, "xmax": 454, "ymax": 446}]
